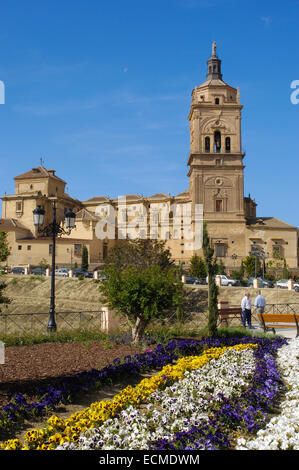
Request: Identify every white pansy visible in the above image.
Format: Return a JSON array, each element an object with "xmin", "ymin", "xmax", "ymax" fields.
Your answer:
[
  {"xmin": 61, "ymin": 347, "xmax": 256, "ymax": 450},
  {"xmin": 236, "ymin": 337, "xmax": 299, "ymax": 450}
]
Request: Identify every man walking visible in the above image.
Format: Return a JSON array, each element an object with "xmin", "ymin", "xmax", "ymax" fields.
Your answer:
[{"xmin": 241, "ymin": 292, "xmax": 253, "ymax": 329}]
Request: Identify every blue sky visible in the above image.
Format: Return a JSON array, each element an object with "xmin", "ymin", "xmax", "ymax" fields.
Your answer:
[{"xmin": 0, "ymin": 0, "xmax": 298, "ymax": 227}]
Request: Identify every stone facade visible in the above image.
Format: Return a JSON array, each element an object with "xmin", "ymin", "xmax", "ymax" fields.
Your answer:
[{"xmin": 1, "ymin": 43, "xmax": 298, "ymax": 271}]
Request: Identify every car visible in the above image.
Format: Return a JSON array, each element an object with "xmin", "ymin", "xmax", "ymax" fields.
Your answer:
[
  {"xmin": 83, "ymin": 271, "xmax": 94, "ymax": 279},
  {"xmin": 97, "ymin": 271, "xmax": 107, "ymax": 281},
  {"xmin": 295, "ymin": 283, "xmax": 299, "ymax": 293},
  {"xmin": 30, "ymin": 267, "xmax": 46, "ymax": 276},
  {"xmin": 276, "ymin": 279, "xmax": 289, "ymax": 289},
  {"xmin": 206, "ymin": 274, "xmax": 240, "ymax": 286},
  {"xmin": 72, "ymin": 268, "xmax": 94, "ymax": 278},
  {"xmin": 185, "ymin": 275, "xmax": 202, "ymax": 285},
  {"xmin": 55, "ymin": 268, "xmax": 69, "ymax": 277},
  {"xmin": 247, "ymin": 277, "xmax": 274, "ymax": 288},
  {"xmin": 11, "ymin": 267, "xmax": 25, "ymax": 275}
]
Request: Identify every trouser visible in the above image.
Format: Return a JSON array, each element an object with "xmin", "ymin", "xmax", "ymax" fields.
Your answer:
[
  {"xmin": 256, "ymin": 307, "xmax": 265, "ymax": 327},
  {"xmin": 242, "ymin": 309, "xmax": 252, "ymax": 327}
]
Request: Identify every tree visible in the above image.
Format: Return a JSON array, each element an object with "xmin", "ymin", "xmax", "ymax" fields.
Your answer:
[
  {"xmin": 0, "ymin": 232, "xmax": 10, "ymax": 263},
  {"xmin": 0, "ymin": 232, "xmax": 10, "ymax": 311},
  {"xmin": 202, "ymin": 222, "xmax": 219, "ymax": 337},
  {"xmin": 216, "ymin": 259, "xmax": 226, "ymax": 275},
  {"xmin": 38, "ymin": 258, "xmax": 49, "ymax": 269},
  {"xmin": 104, "ymin": 239, "xmax": 174, "ymax": 271},
  {"xmin": 100, "ymin": 264, "xmax": 183, "ymax": 344},
  {"xmin": 231, "ymin": 259, "xmax": 245, "ymax": 281},
  {"xmin": 100, "ymin": 239, "xmax": 182, "ymax": 344},
  {"xmin": 243, "ymin": 254, "xmax": 262, "ymax": 278},
  {"xmin": 81, "ymin": 245, "xmax": 89, "ymax": 271},
  {"xmin": 282, "ymin": 258, "xmax": 290, "ymax": 279},
  {"xmin": 190, "ymin": 254, "xmax": 207, "ymax": 278}
]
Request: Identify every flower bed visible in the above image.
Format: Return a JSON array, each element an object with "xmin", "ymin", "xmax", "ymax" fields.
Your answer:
[
  {"xmin": 0, "ymin": 334, "xmax": 293, "ymax": 451},
  {"xmin": 0, "ymin": 335, "xmax": 265, "ymax": 434},
  {"xmin": 236, "ymin": 337, "xmax": 299, "ymax": 450}
]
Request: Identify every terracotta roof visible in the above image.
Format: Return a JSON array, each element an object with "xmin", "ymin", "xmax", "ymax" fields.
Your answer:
[
  {"xmin": 123, "ymin": 194, "xmax": 140, "ymax": 200},
  {"xmin": 175, "ymin": 190, "xmax": 190, "ymax": 198},
  {"xmin": 246, "ymin": 217, "xmax": 297, "ymax": 230},
  {"xmin": 14, "ymin": 166, "xmax": 66, "ymax": 183},
  {"xmin": 85, "ymin": 196, "xmax": 111, "ymax": 202},
  {"xmin": 75, "ymin": 208, "xmax": 99, "ymax": 221},
  {"xmin": 0, "ymin": 218, "xmax": 31, "ymax": 232},
  {"xmin": 148, "ymin": 193, "xmax": 168, "ymax": 199},
  {"xmin": 196, "ymin": 78, "xmax": 236, "ymax": 90}
]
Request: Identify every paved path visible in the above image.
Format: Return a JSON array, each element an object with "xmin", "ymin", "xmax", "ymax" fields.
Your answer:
[{"xmin": 252, "ymin": 324, "xmax": 297, "ymax": 339}]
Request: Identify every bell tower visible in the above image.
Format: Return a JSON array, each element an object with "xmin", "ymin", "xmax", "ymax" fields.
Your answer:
[{"xmin": 188, "ymin": 42, "xmax": 246, "ymax": 222}]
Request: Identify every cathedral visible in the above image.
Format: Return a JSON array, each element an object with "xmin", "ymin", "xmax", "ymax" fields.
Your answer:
[{"xmin": 1, "ymin": 44, "xmax": 298, "ymax": 272}]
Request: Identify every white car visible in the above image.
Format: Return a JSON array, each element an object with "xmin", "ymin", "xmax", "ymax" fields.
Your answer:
[
  {"xmin": 276, "ymin": 279, "xmax": 288, "ymax": 289},
  {"xmin": 206, "ymin": 274, "xmax": 240, "ymax": 286},
  {"xmin": 55, "ymin": 268, "xmax": 69, "ymax": 277}
]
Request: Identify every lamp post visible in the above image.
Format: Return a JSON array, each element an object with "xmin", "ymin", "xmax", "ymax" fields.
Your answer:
[
  {"xmin": 33, "ymin": 201, "xmax": 76, "ymax": 332},
  {"xmin": 250, "ymin": 244, "xmax": 260, "ymax": 278},
  {"xmin": 231, "ymin": 253, "xmax": 237, "ymax": 268}
]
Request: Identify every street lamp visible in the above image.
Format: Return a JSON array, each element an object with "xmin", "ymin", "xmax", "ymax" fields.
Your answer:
[
  {"xmin": 33, "ymin": 201, "xmax": 76, "ymax": 332},
  {"xmin": 231, "ymin": 253, "xmax": 237, "ymax": 268}
]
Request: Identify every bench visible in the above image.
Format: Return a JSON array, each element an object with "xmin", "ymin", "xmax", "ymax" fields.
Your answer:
[
  {"xmin": 217, "ymin": 308, "xmax": 242, "ymax": 327},
  {"xmin": 257, "ymin": 313, "xmax": 299, "ymax": 337}
]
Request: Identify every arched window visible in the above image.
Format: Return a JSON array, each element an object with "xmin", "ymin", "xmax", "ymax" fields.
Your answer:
[
  {"xmin": 215, "ymin": 199, "xmax": 223, "ymax": 212},
  {"xmin": 225, "ymin": 137, "xmax": 231, "ymax": 152},
  {"xmin": 214, "ymin": 131, "xmax": 221, "ymax": 153},
  {"xmin": 215, "ymin": 97, "xmax": 220, "ymax": 105},
  {"xmin": 205, "ymin": 136, "xmax": 210, "ymax": 152}
]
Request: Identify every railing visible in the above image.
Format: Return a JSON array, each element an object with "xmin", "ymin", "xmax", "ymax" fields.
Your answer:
[
  {"xmin": 0, "ymin": 310, "xmax": 105, "ymax": 335},
  {"xmin": 264, "ymin": 303, "xmax": 299, "ymax": 315}
]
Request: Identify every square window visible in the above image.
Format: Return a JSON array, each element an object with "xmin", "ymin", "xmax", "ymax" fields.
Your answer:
[
  {"xmin": 74, "ymin": 244, "xmax": 81, "ymax": 256},
  {"xmin": 215, "ymin": 243, "xmax": 226, "ymax": 257}
]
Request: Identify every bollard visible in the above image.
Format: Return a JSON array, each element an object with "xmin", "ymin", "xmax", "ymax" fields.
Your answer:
[{"xmin": 288, "ymin": 279, "xmax": 294, "ymax": 291}]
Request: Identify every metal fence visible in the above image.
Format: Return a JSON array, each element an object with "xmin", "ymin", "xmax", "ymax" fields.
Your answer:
[
  {"xmin": 264, "ymin": 303, "xmax": 299, "ymax": 315},
  {"xmin": 0, "ymin": 310, "xmax": 105, "ymax": 335}
]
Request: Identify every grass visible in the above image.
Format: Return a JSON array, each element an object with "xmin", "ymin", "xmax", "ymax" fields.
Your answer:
[
  {"xmin": 0, "ymin": 327, "xmax": 110, "ymax": 347},
  {"xmin": 0, "ymin": 320, "xmax": 277, "ymax": 348}
]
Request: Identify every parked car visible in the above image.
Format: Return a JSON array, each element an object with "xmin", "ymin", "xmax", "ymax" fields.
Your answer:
[
  {"xmin": 97, "ymin": 271, "xmax": 107, "ymax": 281},
  {"xmin": 30, "ymin": 267, "xmax": 46, "ymax": 276},
  {"xmin": 276, "ymin": 279, "xmax": 289, "ymax": 289},
  {"xmin": 294, "ymin": 282, "xmax": 299, "ymax": 293},
  {"xmin": 55, "ymin": 268, "xmax": 69, "ymax": 277},
  {"xmin": 247, "ymin": 277, "xmax": 274, "ymax": 288},
  {"xmin": 185, "ymin": 275, "xmax": 202, "ymax": 285},
  {"xmin": 206, "ymin": 274, "xmax": 240, "ymax": 286},
  {"xmin": 72, "ymin": 268, "xmax": 93, "ymax": 278},
  {"xmin": 11, "ymin": 267, "xmax": 25, "ymax": 275}
]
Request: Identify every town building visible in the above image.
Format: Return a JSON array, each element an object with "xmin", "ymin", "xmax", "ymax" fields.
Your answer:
[{"xmin": 1, "ymin": 43, "xmax": 298, "ymax": 272}]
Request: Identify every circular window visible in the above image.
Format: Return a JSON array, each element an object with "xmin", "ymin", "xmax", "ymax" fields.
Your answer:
[{"xmin": 215, "ymin": 177, "xmax": 223, "ymax": 186}]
